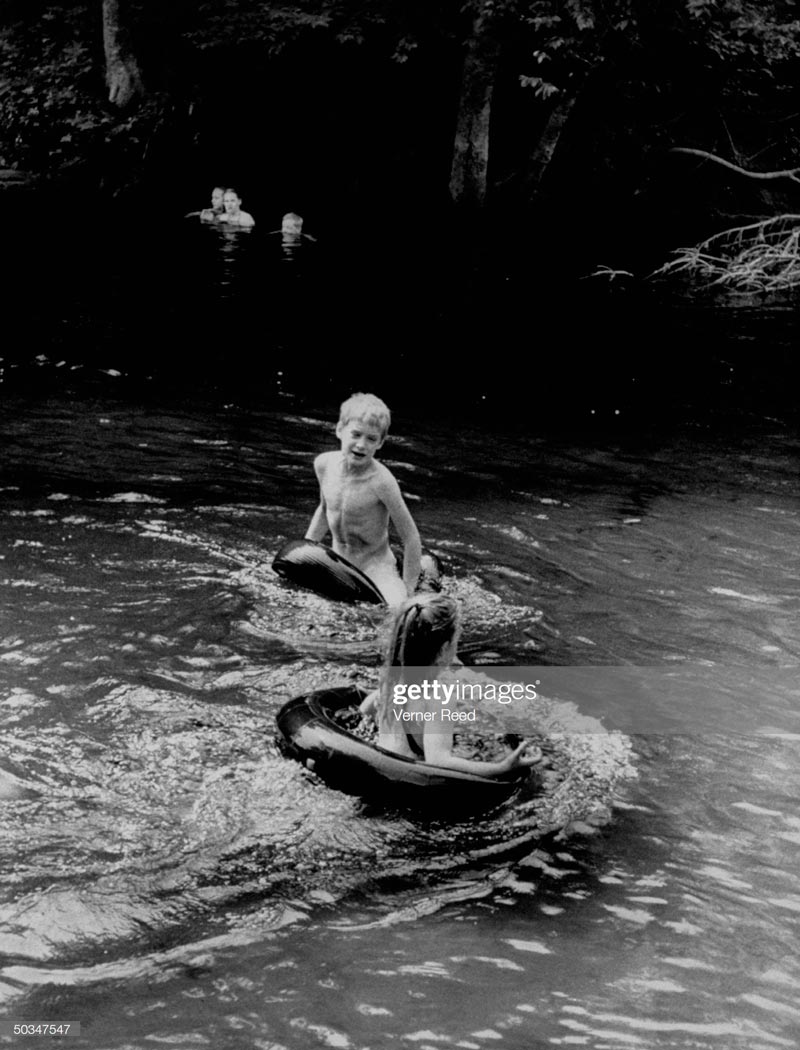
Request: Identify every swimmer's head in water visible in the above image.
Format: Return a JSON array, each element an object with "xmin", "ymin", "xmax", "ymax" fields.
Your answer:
[
  {"xmin": 223, "ymin": 189, "xmax": 243, "ymax": 214},
  {"xmin": 338, "ymin": 392, "xmax": 391, "ymax": 440},
  {"xmin": 282, "ymin": 212, "xmax": 304, "ymax": 236},
  {"xmin": 211, "ymin": 186, "xmax": 225, "ymax": 211}
]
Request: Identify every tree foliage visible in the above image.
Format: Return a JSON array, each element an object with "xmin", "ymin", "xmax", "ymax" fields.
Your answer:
[
  {"xmin": 182, "ymin": 0, "xmax": 453, "ymax": 59},
  {"xmin": 0, "ymin": 4, "xmax": 170, "ymax": 178},
  {"xmin": 1, "ymin": 0, "xmax": 799, "ymax": 220}
]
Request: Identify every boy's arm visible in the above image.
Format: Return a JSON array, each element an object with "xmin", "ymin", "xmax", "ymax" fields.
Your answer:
[
  {"xmin": 305, "ymin": 502, "xmax": 328, "ymax": 541},
  {"xmin": 305, "ymin": 455, "xmax": 329, "ymax": 542},
  {"xmin": 379, "ymin": 472, "xmax": 422, "ymax": 595}
]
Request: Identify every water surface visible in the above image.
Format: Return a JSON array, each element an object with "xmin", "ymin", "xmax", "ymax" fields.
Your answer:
[{"xmin": 1, "ymin": 217, "xmax": 799, "ymax": 1049}]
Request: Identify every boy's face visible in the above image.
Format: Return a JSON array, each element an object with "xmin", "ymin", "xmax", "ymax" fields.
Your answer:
[
  {"xmin": 211, "ymin": 187, "xmax": 225, "ymax": 210},
  {"xmin": 223, "ymin": 192, "xmax": 240, "ymax": 214},
  {"xmin": 336, "ymin": 417, "xmax": 385, "ymax": 469}
]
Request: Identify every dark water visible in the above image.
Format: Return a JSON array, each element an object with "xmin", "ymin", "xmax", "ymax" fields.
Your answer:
[{"xmin": 1, "ymin": 214, "xmax": 800, "ymax": 1049}]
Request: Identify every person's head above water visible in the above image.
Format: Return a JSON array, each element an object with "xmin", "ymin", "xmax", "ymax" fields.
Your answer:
[
  {"xmin": 281, "ymin": 212, "xmax": 304, "ymax": 236},
  {"xmin": 337, "ymin": 392, "xmax": 391, "ymax": 441},
  {"xmin": 194, "ymin": 186, "xmax": 226, "ymax": 222},
  {"xmin": 218, "ymin": 188, "xmax": 255, "ymax": 228},
  {"xmin": 223, "ymin": 188, "xmax": 243, "ymax": 214},
  {"xmin": 386, "ymin": 593, "xmax": 461, "ymax": 671}
]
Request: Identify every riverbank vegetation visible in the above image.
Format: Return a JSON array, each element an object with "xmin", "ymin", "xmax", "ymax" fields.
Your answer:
[
  {"xmin": 2, "ymin": 1, "xmax": 799, "ymax": 269},
  {"xmin": 652, "ymin": 213, "xmax": 800, "ymax": 293}
]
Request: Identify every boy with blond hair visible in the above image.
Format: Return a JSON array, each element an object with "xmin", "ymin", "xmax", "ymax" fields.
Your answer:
[{"xmin": 305, "ymin": 393, "xmax": 422, "ymax": 606}]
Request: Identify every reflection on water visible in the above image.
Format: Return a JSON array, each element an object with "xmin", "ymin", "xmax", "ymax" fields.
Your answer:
[{"xmin": 1, "ymin": 216, "xmax": 800, "ymax": 1048}]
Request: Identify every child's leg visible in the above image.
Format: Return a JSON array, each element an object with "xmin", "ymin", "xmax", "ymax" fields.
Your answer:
[{"xmin": 364, "ymin": 553, "xmax": 407, "ymax": 607}]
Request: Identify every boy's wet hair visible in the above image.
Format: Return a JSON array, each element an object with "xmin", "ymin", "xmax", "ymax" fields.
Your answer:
[{"xmin": 338, "ymin": 392, "xmax": 391, "ymax": 437}]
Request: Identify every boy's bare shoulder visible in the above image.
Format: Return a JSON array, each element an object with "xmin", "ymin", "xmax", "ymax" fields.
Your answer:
[
  {"xmin": 371, "ymin": 460, "xmax": 402, "ymax": 493},
  {"xmin": 314, "ymin": 450, "xmax": 340, "ymax": 474}
]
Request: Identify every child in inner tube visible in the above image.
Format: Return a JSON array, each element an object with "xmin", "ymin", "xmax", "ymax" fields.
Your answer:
[
  {"xmin": 305, "ymin": 392, "xmax": 422, "ymax": 606},
  {"xmin": 359, "ymin": 593, "xmax": 542, "ymax": 773}
]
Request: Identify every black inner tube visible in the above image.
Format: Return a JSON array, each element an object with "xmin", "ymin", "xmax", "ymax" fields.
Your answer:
[
  {"xmin": 272, "ymin": 540, "xmax": 387, "ymax": 604},
  {"xmin": 272, "ymin": 539, "xmax": 443, "ymax": 604},
  {"xmin": 275, "ymin": 685, "xmax": 531, "ymax": 814}
]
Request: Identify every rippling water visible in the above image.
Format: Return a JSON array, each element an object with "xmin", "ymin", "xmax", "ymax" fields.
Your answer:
[{"xmin": 1, "ymin": 217, "xmax": 800, "ymax": 1049}]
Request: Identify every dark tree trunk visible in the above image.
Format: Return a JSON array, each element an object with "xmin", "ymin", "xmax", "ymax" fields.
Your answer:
[
  {"xmin": 523, "ymin": 94, "xmax": 579, "ymax": 197},
  {"xmin": 102, "ymin": 0, "xmax": 145, "ymax": 108},
  {"xmin": 523, "ymin": 58, "xmax": 606, "ymax": 202},
  {"xmin": 449, "ymin": 11, "xmax": 500, "ymax": 208}
]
